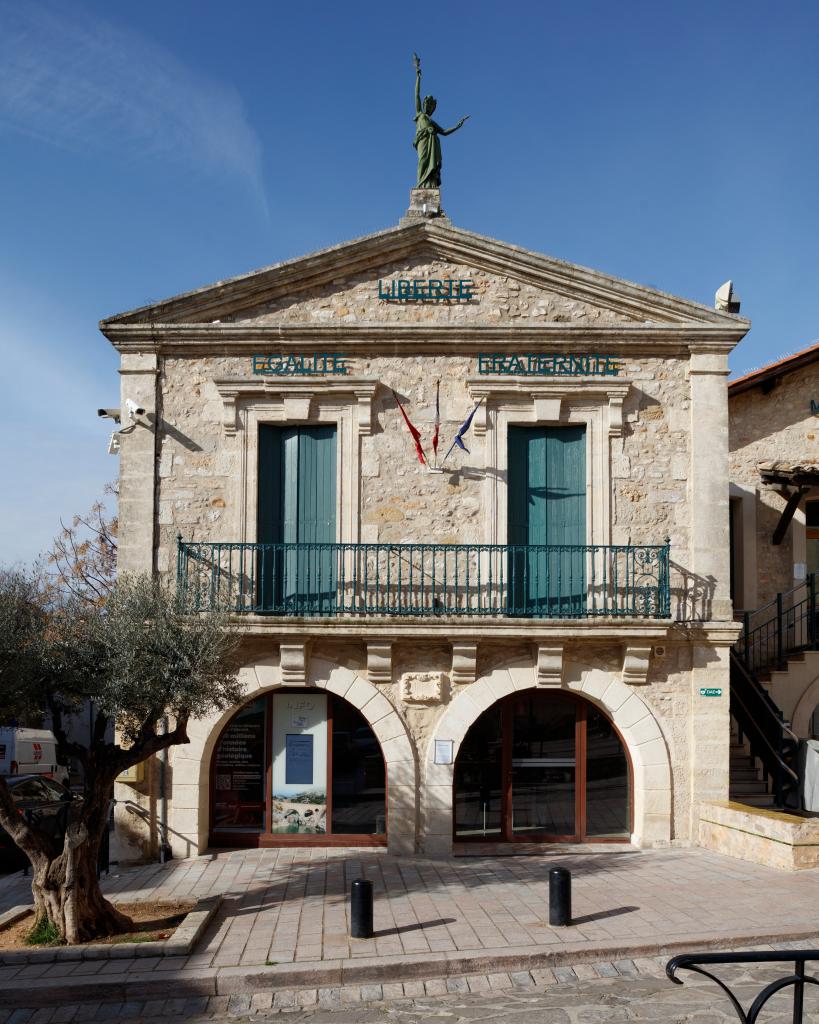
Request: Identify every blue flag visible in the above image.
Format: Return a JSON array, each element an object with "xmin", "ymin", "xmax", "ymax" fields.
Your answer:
[{"xmin": 443, "ymin": 400, "xmax": 482, "ymax": 463}]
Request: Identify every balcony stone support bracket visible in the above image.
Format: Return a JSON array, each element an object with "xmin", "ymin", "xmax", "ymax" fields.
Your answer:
[
  {"xmin": 280, "ymin": 642, "xmax": 308, "ymax": 686},
  {"xmin": 537, "ymin": 644, "xmax": 564, "ymax": 686},
  {"xmin": 367, "ymin": 642, "xmax": 393, "ymax": 684},
  {"xmin": 621, "ymin": 643, "xmax": 653, "ymax": 685},
  {"xmin": 213, "ymin": 376, "xmax": 378, "ymax": 437},
  {"xmin": 451, "ymin": 643, "xmax": 477, "ymax": 686}
]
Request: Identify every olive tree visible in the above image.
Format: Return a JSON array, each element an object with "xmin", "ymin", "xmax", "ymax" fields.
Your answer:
[{"xmin": 0, "ymin": 571, "xmax": 243, "ymax": 944}]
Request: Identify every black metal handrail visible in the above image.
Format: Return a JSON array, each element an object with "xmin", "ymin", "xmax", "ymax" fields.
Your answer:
[
  {"xmin": 729, "ymin": 649, "xmax": 799, "ymax": 807},
  {"xmin": 667, "ymin": 950, "xmax": 819, "ymax": 1023},
  {"xmin": 738, "ymin": 574, "xmax": 818, "ymax": 677}
]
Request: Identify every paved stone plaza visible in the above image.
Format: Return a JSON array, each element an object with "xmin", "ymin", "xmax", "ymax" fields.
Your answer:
[{"xmin": 2, "ymin": 846, "xmax": 819, "ymax": 1009}]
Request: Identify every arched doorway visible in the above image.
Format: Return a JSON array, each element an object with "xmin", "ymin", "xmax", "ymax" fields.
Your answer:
[
  {"xmin": 209, "ymin": 689, "xmax": 387, "ymax": 847},
  {"xmin": 454, "ymin": 690, "xmax": 631, "ymax": 843}
]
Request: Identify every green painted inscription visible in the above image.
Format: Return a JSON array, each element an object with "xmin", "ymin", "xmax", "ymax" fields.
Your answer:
[
  {"xmin": 252, "ymin": 354, "xmax": 350, "ymax": 376},
  {"xmin": 478, "ymin": 354, "xmax": 621, "ymax": 377},
  {"xmin": 379, "ymin": 278, "xmax": 474, "ymax": 302}
]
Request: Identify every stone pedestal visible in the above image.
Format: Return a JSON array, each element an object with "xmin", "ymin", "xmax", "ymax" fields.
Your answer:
[{"xmin": 402, "ymin": 188, "xmax": 447, "ymax": 223}]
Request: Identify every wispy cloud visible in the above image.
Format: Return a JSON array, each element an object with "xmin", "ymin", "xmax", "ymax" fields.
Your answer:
[{"xmin": 0, "ymin": 3, "xmax": 265, "ymax": 207}]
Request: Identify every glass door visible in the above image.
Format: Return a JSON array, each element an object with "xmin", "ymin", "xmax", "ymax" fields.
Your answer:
[
  {"xmin": 509, "ymin": 692, "xmax": 577, "ymax": 839},
  {"xmin": 210, "ymin": 690, "xmax": 387, "ymax": 846},
  {"xmin": 454, "ymin": 691, "xmax": 631, "ymax": 843}
]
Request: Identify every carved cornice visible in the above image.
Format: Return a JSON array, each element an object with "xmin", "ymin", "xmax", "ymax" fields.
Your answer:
[
  {"xmin": 102, "ymin": 322, "xmax": 746, "ymax": 355},
  {"xmin": 466, "ymin": 376, "xmax": 631, "ymax": 438},
  {"xmin": 213, "ymin": 375, "xmax": 377, "ymax": 436},
  {"xmin": 100, "ymin": 220, "xmax": 749, "ymax": 331}
]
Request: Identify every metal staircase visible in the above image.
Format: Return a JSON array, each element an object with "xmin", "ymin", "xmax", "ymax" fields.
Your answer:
[{"xmin": 729, "ymin": 577, "xmax": 817, "ymax": 808}]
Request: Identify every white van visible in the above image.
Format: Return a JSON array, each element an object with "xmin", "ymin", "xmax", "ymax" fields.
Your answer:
[{"xmin": 0, "ymin": 728, "xmax": 60, "ymax": 778}]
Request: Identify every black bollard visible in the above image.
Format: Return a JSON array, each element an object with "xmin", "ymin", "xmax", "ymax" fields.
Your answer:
[
  {"xmin": 350, "ymin": 878, "xmax": 373, "ymax": 939},
  {"xmin": 549, "ymin": 867, "xmax": 571, "ymax": 926}
]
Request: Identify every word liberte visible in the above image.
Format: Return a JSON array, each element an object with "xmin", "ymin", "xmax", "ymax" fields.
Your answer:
[{"xmin": 378, "ymin": 278, "xmax": 475, "ymax": 301}]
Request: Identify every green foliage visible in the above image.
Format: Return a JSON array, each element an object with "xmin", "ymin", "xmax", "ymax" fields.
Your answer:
[
  {"xmin": 0, "ymin": 570, "xmax": 243, "ymax": 767},
  {"xmin": 26, "ymin": 917, "xmax": 61, "ymax": 946},
  {"xmin": 101, "ymin": 575, "xmax": 244, "ymax": 744},
  {"xmin": 0, "ymin": 570, "xmax": 48, "ymax": 724}
]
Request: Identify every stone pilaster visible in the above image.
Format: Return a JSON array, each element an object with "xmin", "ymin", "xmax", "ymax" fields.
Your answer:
[
  {"xmin": 118, "ymin": 353, "xmax": 158, "ymax": 574},
  {"xmin": 688, "ymin": 629, "xmax": 735, "ymax": 834},
  {"xmin": 689, "ymin": 350, "xmax": 732, "ymax": 621}
]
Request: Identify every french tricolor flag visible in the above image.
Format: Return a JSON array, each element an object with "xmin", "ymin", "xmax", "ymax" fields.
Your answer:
[{"xmin": 391, "ymin": 389, "xmax": 427, "ymax": 465}]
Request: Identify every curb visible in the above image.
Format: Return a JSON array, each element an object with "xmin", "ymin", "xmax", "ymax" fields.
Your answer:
[
  {"xmin": 1, "ymin": 924, "xmax": 818, "ymax": 1007},
  {"xmin": 0, "ymin": 895, "xmax": 221, "ymax": 966}
]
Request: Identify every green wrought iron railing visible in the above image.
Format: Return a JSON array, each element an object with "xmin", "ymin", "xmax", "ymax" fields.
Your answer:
[{"xmin": 177, "ymin": 539, "xmax": 670, "ymax": 619}]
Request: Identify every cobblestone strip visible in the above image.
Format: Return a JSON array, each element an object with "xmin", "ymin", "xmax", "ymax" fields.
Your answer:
[
  {"xmin": 0, "ymin": 955, "xmax": 679, "ymax": 1021},
  {"xmin": 4, "ymin": 941, "xmax": 813, "ymax": 1022}
]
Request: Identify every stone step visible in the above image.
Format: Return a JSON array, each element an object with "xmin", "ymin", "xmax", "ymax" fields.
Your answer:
[
  {"xmin": 730, "ymin": 780, "xmax": 771, "ymax": 793},
  {"xmin": 729, "ymin": 792, "xmax": 778, "ymax": 807}
]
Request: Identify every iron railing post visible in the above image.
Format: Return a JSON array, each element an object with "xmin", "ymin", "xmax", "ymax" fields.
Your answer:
[
  {"xmin": 176, "ymin": 533, "xmax": 185, "ymax": 605},
  {"xmin": 793, "ymin": 957, "xmax": 805, "ymax": 1024},
  {"xmin": 743, "ymin": 610, "xmax": 751, "ymax": 669},
  {"xmin": 810, "ymin": 573, "xmax": 817, "ymax": 652},
  {"xmin": 777, "ymin": 592, "xmax": 785, "ymax": 669}
]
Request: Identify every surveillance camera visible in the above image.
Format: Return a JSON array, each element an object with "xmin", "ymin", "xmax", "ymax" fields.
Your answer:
[
  {"xmin": 97, "ymin": 408, "xmax": 121, "ymax": 423},
  {"xmin": 125, "ymin": 399, "xmax": 146, "ymax": 418}
]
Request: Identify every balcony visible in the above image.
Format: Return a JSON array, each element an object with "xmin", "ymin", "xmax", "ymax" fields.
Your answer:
[{"xmin": 177, "ymin": 540, "xmax": 670, "ymax": 620}]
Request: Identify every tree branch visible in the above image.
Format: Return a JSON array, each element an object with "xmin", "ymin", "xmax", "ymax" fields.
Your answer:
[
  {"xmin": 0, "ymin": 777, "xmax": 57, "ymax": 862},
  {"xmin": 115, "ymin": 713, "xmax": 190, "ymax": 772}
]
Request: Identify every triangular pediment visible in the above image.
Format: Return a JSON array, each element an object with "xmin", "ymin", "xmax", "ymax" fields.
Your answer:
[{"xmin": 101, "ymin": 220, "xmax": 747, "ymax": 331}]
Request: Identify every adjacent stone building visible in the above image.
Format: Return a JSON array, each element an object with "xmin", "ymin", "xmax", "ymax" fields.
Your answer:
[
  {"xmin": 101, "ymin": 195, "xmax": 748, "ymax": 861},
  {"xmin": 729, "ymin": 342, "xmax": 819, "ymax": 613},
  {"xmin": 728, "ymin": 342, "xmax": 819, "ymax": 739}
]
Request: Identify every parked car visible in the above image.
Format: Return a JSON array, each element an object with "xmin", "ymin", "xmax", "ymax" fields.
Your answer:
[
  {"xmin": 0, "ymin": 728, "xmax": 61, "ymax": 778},
  {"xmin": 0, "ymin": 775, "xmax": 81, "ymax": 867}
]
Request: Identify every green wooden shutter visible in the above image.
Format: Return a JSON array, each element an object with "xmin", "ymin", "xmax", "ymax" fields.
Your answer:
[
  {"xmin": 545, "ymin": 426, "xmax": 586, "ymax": 615},
  {"xmin": 295, "ymin": 426, "xmax": 337, "ymax": 613},
  {"xmin": 508, "ymin": 426, "xmax": 586, "ymax": 616},
  {"xmin": 257, "ymin": 425, "xmax": 284, "ymax": 610},
  {"xmin": 257, "ymin": 425, "xmax": 337, "ymax": 614}
]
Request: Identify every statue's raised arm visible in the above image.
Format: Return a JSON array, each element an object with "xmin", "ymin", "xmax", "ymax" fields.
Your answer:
[{"xmin": 411, "ymin": 53, "xmax": 469, "ymax": 189}]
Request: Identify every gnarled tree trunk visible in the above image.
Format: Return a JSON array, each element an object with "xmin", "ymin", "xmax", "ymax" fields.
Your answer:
[{"xmin": 0, "ymin": 776, "xmax": 132, "ymax": 944}]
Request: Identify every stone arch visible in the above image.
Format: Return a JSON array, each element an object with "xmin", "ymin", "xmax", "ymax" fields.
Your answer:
[
  {"xmin": 422, "ymin": 658, "xmax": 672, "ymax": 856},
  {"xmin": 169, "ymin": 654, "xmax": 417, "ymax": 858}
]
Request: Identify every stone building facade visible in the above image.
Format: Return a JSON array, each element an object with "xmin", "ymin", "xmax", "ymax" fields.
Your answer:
[
  {"xmin": 729, "ymin": 343, "xmax": 819, "ymax": 613},
  {"xmin": 101, "ymin": 200, "xmax": 748, "ymax": 861}
]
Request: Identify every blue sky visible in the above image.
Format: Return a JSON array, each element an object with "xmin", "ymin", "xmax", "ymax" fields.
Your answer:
[{"xmin": 1, "ymin": 0, "xmax": 818, "ymax": 566}]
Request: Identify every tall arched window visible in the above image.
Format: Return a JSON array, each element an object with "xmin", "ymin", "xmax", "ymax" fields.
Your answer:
[
  {"xmin": 454, "ymin": 691, "xmax": 631, "ymax": 842},
  {"xmin": 210, "ymin": 690, "xmax": 386, "ymax": 846}
]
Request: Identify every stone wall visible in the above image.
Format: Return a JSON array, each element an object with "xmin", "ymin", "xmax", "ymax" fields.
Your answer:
[
  {"xmin": 729, "ymin": 361, "xmax": 819, "ymax": 609},
  {"xmin": 157, "ymin": 351, "xmax": 692, "ymax": 583},
  {"xmin": 228, "ymin": 256, "xmax": 643, "ymax": 326}
]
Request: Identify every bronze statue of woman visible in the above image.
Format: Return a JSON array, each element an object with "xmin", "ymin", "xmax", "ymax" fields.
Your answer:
[{"xmin": 413, "ymin": 53, "xmax": 469, "ymax": 189}]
